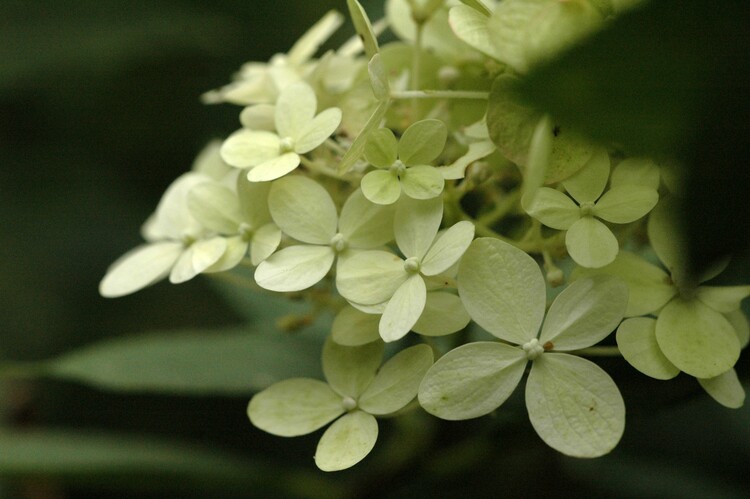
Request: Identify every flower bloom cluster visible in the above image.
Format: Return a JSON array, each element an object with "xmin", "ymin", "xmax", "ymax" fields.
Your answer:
[{"xmin": 100, "ymin": 0, "xmax": 748, "ymax": 471}]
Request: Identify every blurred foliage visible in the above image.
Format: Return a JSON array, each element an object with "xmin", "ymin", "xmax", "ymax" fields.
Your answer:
[{"xmin": 0, "ymin": 0, "xmax": 748, "ymax": 497}]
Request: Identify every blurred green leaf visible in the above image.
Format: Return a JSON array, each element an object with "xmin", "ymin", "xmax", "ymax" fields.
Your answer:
[{"xmin": 27, "ymin": 326, "xmax": 323, "ymax": 395}]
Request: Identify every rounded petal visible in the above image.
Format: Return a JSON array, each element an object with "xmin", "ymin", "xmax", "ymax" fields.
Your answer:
[
  {"xmin": 361, "ymin": 170, "xmax": 401, "ymax": 205},
  {"xmin": 379, "ymin": 275, "xmax": 427, "ymax": 342},
  {"xmin": 457, "ymin": 238, "xmax": 546, "ymax": 344},
  {"xmin": 295, "ymin": 107, "xmax": 342, "ymax": 154},
  {"xmin": 240, "ymin": 104, "xmax": 276, "ymax": 131},
  {"xmin": 647, "ymin": 199, "xmax": 684, "ymax": 273},
  {"xmin": 221, "ymin": 130, "xmax": 281, "ymax": 168},
  {"xmin": 610, "ymin": 157, "xmax": 660, "ymax": 190},
  {"xmin": 339, "ymin": 188, "xmax": 395, "ymax": 249},
  {"xmin": 336, "ymin": 250, "xmax": 408, "ymax": 305},
  {"xmin": 562, "ymin": 148, "xmax": 610, "ymax": 204},
  {"xmin": 594, "ymin": 185, "xmax": 659, "ymax": 224},
  {"xmin": 190, "ymin": 237, "xmax": 229, "ymax": 274},
  {"xmin": 400, "ymin": 165, "xmax": 445, "ymax": 200},
  {"xmin": 394, "ymin": 195, "xmax": 443, "ymax": 259},
  {"xmin": 275, "ymin": 81, "xmax": 317, "ymax": 139},
  {"xmin": 526, "ymin": 353, "xmax": 625, "ymax": 458},
  {"xmin": 99, "ymin": 242, "xmax": 182, "ymax": 298},
  {"xmin": 249, "ymin": 222, "xmax": 282, "ymax": 265},
  {"xmin": 322, "ymin": 337, "xmax": 383, "ymax": 398},
  {"xmin": 695, "ymin": 285, "xmax": 750, "ymax": 314},
  {"xmin": 725, "ymin": 309, "xmax": 749, "ymax": 349},
  {"xmin": 268, "ymin": 175, "xmax": 337, "ymax": 244},
  {"xmin": 418, "ymin": 342, "xmax": 527, "ymax": 420},
  {"xmin": 398, "ymin": 119, "xmax": 447, "ymax": 165},
  {"xmin": 421, "ymin": 221, "xmax": 475, "ymax": 276},
  {"xmin": 314, "ymin": 411, "xmax": 378, "ymax": 472},
  {"xmin": 698, "ymin": 368, "xmax": 745, "ymax": 409},
  {"xmin": 656, "ymin": 298, "xmax": 741, "ymax": 378},
  {"xmin": 187, "ymin": 183, "xmax": 241, "ymax": 234},
  {"xmin": 616, "ymin": 317, "xmax": 679, "ymax": 380},
  {"xmin": 359, "ymin": 345, "xmax": 434, "ymax": 415},
  {"xmin": 364, "ymin": 128, "xmax": 398, "ymax": 168},
  {"xmin": 247, "ymin": 378, "xmax": 343, "ymax": 437},
  {"xmin": 254, "ymin": 245, "xmax": 334, "ymax": 292},
  {"xmin": 205, "ymin": 236, "xmax": 248, "ymax": 273},
  {"xmin": 246, "ymin": 152, "xmax": 300, "ymax": 182},
  {"xmin": 522, "ymin": 187, "xmax": 579, "ymax": 230},
  {"xmin": 539, "ymin": 275, "xmax": 628, "ymax": 351},
  {"xmin": 413, "ymin": 292, "xmax": 471, "ymax": 337},
  {"xmin": 565, "ymin": 217, "xmax": 619, "ymax": 269},
  {"xmin": 331, "ymin": 306, "xmax": 381, "ymax": 346},
  {"xmin": 236, "ymin": 175, "xmax": 272, "ymax": 229}
]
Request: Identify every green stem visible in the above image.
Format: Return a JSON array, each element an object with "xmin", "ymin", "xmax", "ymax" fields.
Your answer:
[
  {"xmin": 390, "ymin": 90, "xmax": 490, "ymax": 100},
  {"xmin": 569, "ymin": 346, "xmax": 623, "ymax": 357},
  {"xmin": 324, "ymin": 138, "xmax": 347, "ymax": 157},
  {"xmin": 0, "ymin": 361, "xmax": 49, "ymax": 379},
  {"xmin": 476, "ymin": 189, "xmax": 521, "ymax": 226},
  {"xmin": 411, "ymin": 20, "xmax": 424, "ymax": 112}
]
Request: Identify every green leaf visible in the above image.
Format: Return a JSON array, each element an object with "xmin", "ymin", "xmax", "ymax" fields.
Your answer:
[
  {"xmin": 398, "ymin": 119, "xmax": 448, "ymax": 166},
  {"xmin": 364, "ymin": 128, "xmax": 398, "ymax": 168},
  {"xmin": 526, "ymin": 353, "xmax": 625, "ymax": 458},
  {"xmin": 315, "ymin": 410, "xmax": 378, "ymax": 472},
  {"xmin": 485, "ymin": 0, "xmax": 549, "ymax": 73},
  {"xmin": 616, "ymin": 317, "xmax": 680, "ymax": 380},
  {"xmin": 248, "ymin": 378, "xmax": 343, "ymax": 437},
  {"xmin": 447, "ymin": 5, "xmax": 497, "ymax": 59},
  {"xmin": 368, "ymin": 53, "xmax": 390, "ymax": 101},
  {"xmin": 413, "ymin": 292, "xmax": 472, "ymax": 337},
  {"xmin": 338, "ymin": 99, "xmax": 390, "ymax": 174},
  {"xmin": 394, "ymin": 195, "xmax": 443, "ymax": 259},
  {"xmin": 323, "ymin": 338, "xmax": 383, "ymax": 398},
  {"xmin": 656, "ymin": 298, "xmax": 741, "ymax": 378},
  {"xmin": 594, "ymin": 185, "xmax": 659, "ymax": 224},
  {"xmin": 565, "ymin": 216, "xmax": 619, "ymax": 268},
  {"xmin": 400, "ymin": 165, "xmax": 445, "ymax": 200},
  {"xmin": 698, "ymin": 368, "xmax": 745, "ymax": 409},
  {"xmin": 572, "ymin": 251, "xmax": 676, "ymax": 317},
  {"xmin": 561, "ymin": 148, "xmax": 610, "ymax": 204},
  {"xmin": 268, "ymin": 175, "xmax": 338, "ymax": 244},
  {"xmin": 331, "ymin": 306, "xmax": 381, "ymax": 346},
  {"xmin": 540, "ymin": 275, "xmax": 628, "ymax": 351},
  {"xmin": 421, "ymin": 221, "xmax": 475, "ymax": 276},
  {"xmin": 457, "ymin": 238, "xmax": 546, "ymax": 344},
  {"xmin": 522, "ymin": 187, "xmax": 580, "ymax": 230},
  {"xmin": 346, "ymin": 0, "xmax": 380, "ymax": 60},
  {"xmin": 360, "ymin": 344, "xmax": 434, "ymax": 415},
  {"xmin": 418, "ymin": 342, "xmax": 527, "ymax": 420},
  {"xmin": 379, "ymin": 275, "xmax": 427, "ymax": 342},
  {"xmin": 46, "ymin": 328, "xmax": 323, "ymax": 395},
  {"xmin": 254, "ymin": 245, "xmax": 335, "ymax": 292}
]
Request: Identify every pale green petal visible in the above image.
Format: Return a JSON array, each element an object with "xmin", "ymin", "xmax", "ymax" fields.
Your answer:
[
  {"xmin": 249, "ymin": 222, "xmax": 281, "ymax": 265},
  {"xmin": 610, "ymin": 157, "xmax": 660, "ymax": 190},
  {"xmin": 486, "ymin": 0, "xmax": 549, "ymax": 72},
  {"xmin": 418, "ymin": 342, "xmax": 527, "ymax": 420},
  {"xmin": 336, "ymin": 250, "xmax": 408, "ymax": 305},
  {"xmin": 698, "ymin": 369, "xmax": 745, "ymax": 409},
  {"xmin": 571, "ymin": 251, "xmax": 676, "ymax": 317},
  {"xmin": 348, "ymin": 300, "xmax": 387, "ymax": 315},
  {"xmin": 364, "ymin": 128, "xmax": 398, "ymax": 168},
  {"xmin": 246, "ymin": 152, "xmax": 300, "ymax": 182},
  {"xmin": 360, "ymin": 344, "xmax": 433, "ymax": 415},
  {"xmin": 421, "ymin": 221, "xmax": 475, "ymax": 276},
  {"xmin": 295, "ymin": 107, "xmax": 342, "ymax": 154},
  {"xmin": 440, "ymin": 139, "xmax": 496, "ymax": 180},
  {"xmin": 379, "ymin": 275, "xmax": 427, "ymax": 342},
  {"xmin": 400, "ymin": 165, "xmax": 445, "ymax": 200},
  {"xmin": 191, "ymin": 139, "xmax": 231, "ymax": 180},
  {"xmin": 287, "ymin": 10, "xmax": 344, "ymax": 65},
  {"xmin": 725, "ymin": 309, "xmax": 749, "ymax": 349},
  {"xmin": 322, "ymin": 337, "xmax": 383, "ymax": 398},
  {"xmin": 526, "ymin": 353, "xmax": 625, "ymax": 458},
  {"xmin": 254, "ymin": 245, "xmax": 334, "ymax": 292},
  {"xmin": 187, "ymin": 183, "xmax": 241, "ymax": 234},
  {"xmin": 695, "ymin": 285, "xmax": 750, "ymax": 313},
  {"xmin": 647, "ymin": 199, "xmax": 683, "ymax": 273},
  {"xmin": 169, "ymin": 249, "xmax": 197, "ymax": 284},
  {"xmin": 314, "ymin": 410, "xmax": 378, "ymax": 472},
  {"xmin": 268, "ymin": 175, "xmax": 338, "ymax": 244},
  {"xmin": 239, "ymin": 104, "xmax": 276, "ymax": 131},
  {"xmin": 99, "ymin": 242, "xmax": 182, "ymax": 298},
  {"xmin": 540, "ymin": 275, "xmax": 628, "ymax": 351},
  {"xmin": 523, "ymin": 187, "xmax": 579, "ymax": 230},
  {"xmin": 191, "ymin": 237, "xmax": 229, "ymax": 274},
  {"xmin": 656, "ymin": 299, "xmax": 741, "ymax": 378},
  {"xmin": 398, "ymin": 119, "xmax": 448, "ymax": 166},
  {"xmin": 394, "ymin": 196, "xmax": 443, "ymax": 259},
  {"xmin": 151, "ymin": 172, "xmax": 210, "ymax": 240},
  {"xmin": 221, "ymin": 130, "xmax": 281, "ymax": 168},
  {"xmin": 594, "ymin": 186, "xmax": 659, "ymax": 224},
  {"xmin": 247, "ymin": 378, "xmax": 343, "ymax": 437},
  {"xmin": 236, "ymin": 176, "xmax": 272, "ymax": 229},
  {"xmin": 566, "ymin": 217, "xmax": 619, "ymax": 269},
  {"xmin": 275, "ymin": 81, "xmax": 317, "ymax": 140},
  {"xmin": 205, "ymin": 236, "xmax": 248, "ymax": 273},
  {"xmin": 457, "ymin": 238, "xmax": 546, "ymax": 344},
  {"xmin": 361, "ymin": 170, "xmax": 401, "ymax": 205},
  {"xmin": 562, "ymin": 148, "xmax": 610, "ymax": 204},
  {"xmin": 616, "ymin": 318, "xmax": 679, "ymax": 380},
  {"xmin": 413, "ymin": 292, "xmax": 471, "ymax": 337},
  {"xmin": 339, "ymin": 188, "xmax": 395, "ymax": 249},
  {"xmin": 331, "ymin": 306, "xmax": 381, "ymax": 346},
  {"xmin": 697, "ymin": 256, "xmax": 730, "ymax": 284},
  {"xmin": 523, "ymin": 116, "xmax": 553, "ymax": 202},
  {"xmin": 448, "ymin": 5, "xmax": 497, "ymax": 59}
]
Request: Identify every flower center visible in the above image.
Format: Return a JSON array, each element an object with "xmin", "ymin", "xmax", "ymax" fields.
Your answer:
[
  {"xmin": 239, "ymin": 222, "xmax": 254, "ymax": 242},
  {"xmin": 389, "ymin": 159, "xmax": 407, "ymax": 178},
  {"xmin": 579, "ymin": 201, "xmax": 595, "ymax": 217},
  {"xmin": 342, "ymin": 396, "xmax": 357, "ymax": 411},
  {"xmin": 330, "ymin": 233, "xmax": 347, "ymax": 253},
  {"xmin": 279, "ymin": 136, "xmax": 295, "ymax": 153},
  {"xmin": 522, "ymin": 338, "xmax": 545, "ymax": 360},
  {"xmin": 403, "ymin": 256, "xmax": 421, "ymax": 274}
]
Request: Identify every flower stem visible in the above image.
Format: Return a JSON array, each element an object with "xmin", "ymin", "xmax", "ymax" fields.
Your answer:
[
  {"xmin": 569, "ymin": 346, "xmax": 623, "ymax": 357},
  {"xmin": 391, "ymin": 90, "xmax": 490, "ymax": 100}
]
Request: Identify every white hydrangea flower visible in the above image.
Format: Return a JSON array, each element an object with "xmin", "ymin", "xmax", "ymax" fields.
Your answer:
[
  {"xmin": 220, "ymin": 81, "xmax": 342, "ymax": 182},
  {"xmin": 254, "ymin": 175, "xmax": 395, "ymax": 292},
  {"xmin": 337, "ymin": 196, "xmax": 475, "ymax": 342},
  {"xmin": 99, "ymin": 172, "xmax": 227, "ymax": 298}
]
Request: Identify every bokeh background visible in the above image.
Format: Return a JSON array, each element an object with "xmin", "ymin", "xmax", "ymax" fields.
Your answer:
[{"xmin": 1, "ymin": 1, "xmax": 748, "ymax": 497}]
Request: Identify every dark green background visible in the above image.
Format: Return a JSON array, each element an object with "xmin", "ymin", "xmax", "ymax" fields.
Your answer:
[{"xmin": 1, "ymin": 1, "xmax": 747, "ymax": 497}]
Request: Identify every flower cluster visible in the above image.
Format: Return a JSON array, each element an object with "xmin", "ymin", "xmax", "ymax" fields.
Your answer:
[{"xmin": 100, "ymin": 0, "xmax": 748, "ymax": 471}]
